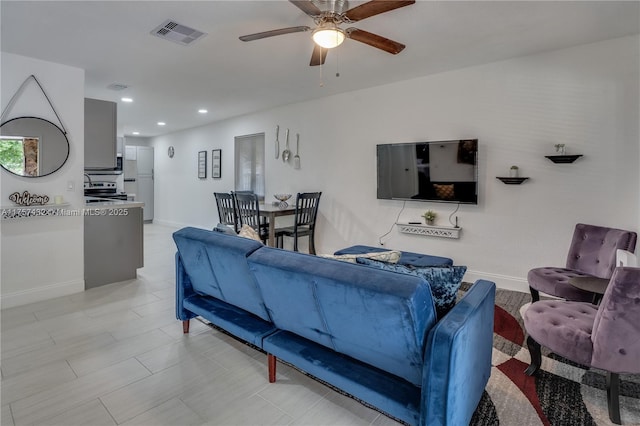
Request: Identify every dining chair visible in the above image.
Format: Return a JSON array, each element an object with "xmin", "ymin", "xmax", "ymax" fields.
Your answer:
[
  {"xmin": 275, "ymin": 192, "xmax": 321, "ymax": 254},
  {"xmin": 214, "ymin": 192, "xmax": 238, "ymax": 232},
  {"xmin": 233, "ymin": 192, "xmax": 269, "ymax": 244},
  {"xmin": 523, "ymin": 266, "xmax": 640, "ymax": 424}
]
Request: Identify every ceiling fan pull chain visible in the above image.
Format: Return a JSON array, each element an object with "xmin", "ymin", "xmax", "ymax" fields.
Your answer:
[
  {"xmin": 319, "ymin": 47, "xmax": 324, "ymax": 87},
  {"xmin": 336, "ymin": 46, "xmax": 340, "ymax": 77}
]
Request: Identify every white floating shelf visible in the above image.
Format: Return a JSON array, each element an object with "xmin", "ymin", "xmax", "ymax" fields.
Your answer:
[{"xmin": 396, "ymin": 223, "xmax": 462, "ymax": 239}]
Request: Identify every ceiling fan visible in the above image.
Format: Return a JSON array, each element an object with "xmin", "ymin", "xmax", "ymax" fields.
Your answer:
[{"xmin": 239, "ymin": 0, "xmax": 415, "ymax": 66}]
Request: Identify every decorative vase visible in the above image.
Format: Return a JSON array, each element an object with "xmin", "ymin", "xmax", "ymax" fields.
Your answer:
[
  {"xmin": 509, "ymin": 168, "xmax": 519, "ymax": 178},
  {"xmin": 426, "ymin": 219, "xmax": 434, "ymax": 226}
]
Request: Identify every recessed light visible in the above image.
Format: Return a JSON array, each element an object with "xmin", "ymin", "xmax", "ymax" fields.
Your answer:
[
  {"xmin": 198, "ymin": 109, "xmax": 208, "ymax": 114},
  {"xmin": 132, "ymin": 131, "xmax": 140, "ymax": 135},
  {"xmin": 157, "ymin": 122, "xmax": 166, "ymax": 126},
  {"xmin": 121, "ymin": 97, "xmax": 133, "ymax": 103}
]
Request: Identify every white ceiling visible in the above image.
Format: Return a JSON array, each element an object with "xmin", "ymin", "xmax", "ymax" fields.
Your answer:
[{"xmin": 2, "ymin": 1, "xmax": 638, "ymax": 137}]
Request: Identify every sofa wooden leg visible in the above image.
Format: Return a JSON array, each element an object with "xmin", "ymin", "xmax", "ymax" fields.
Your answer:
[
  {"xmin": 607, "ymin": 372, "xmax": 621, "ymax": 424},
  {"xmin": 182, "ymin": 320, "xmax": 190, "ymax": 334},
  {"xmin": 268, "ymin": 354, "xmax": 277, "ymax": 383},
  {"xmin": 525, "ymin": 335, "xmax": 541, "ymax": 376}
]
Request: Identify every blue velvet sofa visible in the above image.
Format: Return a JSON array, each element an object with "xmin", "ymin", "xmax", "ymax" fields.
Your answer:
[{"xmin": 174, "ymin": 227, "xmax": 496, "ymax": 425}]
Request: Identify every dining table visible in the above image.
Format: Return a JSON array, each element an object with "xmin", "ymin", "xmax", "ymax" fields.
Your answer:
[{"xmin": 259, "ymin": 203, "xmax": 297, "ymax": 247}]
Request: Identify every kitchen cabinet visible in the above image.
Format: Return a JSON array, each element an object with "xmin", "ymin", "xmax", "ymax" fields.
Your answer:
[
  {"xmin": 84, "ymin": 204, "xmax": 143, "ymax": 288},
  {"xmin": 85, "ymin": 98, "xmax": 117, "ymax": 170},
  {"xmin": 116, "ymin": 137, "xmax": 124, "ymax": 156}
]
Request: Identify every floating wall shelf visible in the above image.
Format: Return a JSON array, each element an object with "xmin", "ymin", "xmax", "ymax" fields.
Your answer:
[
  {"xmin": 496, "ymin": 177, "xmax": 529, "ymax": 185},
  {"xmin": 396, "ymin": 223, "xmax": 461, "ymax": 239},
  {"xmin": 545, "ymin": 155, "xmax": 582, "ymax": 164}
]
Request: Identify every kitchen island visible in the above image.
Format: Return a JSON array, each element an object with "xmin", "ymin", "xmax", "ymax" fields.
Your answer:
[{"xmin": 84, "ymin": 198, "xmax": 144, "ymax": 289}]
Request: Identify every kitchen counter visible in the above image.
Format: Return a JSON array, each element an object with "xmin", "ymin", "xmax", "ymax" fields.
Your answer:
[
  {"xmin": 84, "ymin": 196, "xmax": 144, "ymax": 209},
  {"xmin": 84, "ymin": 200, "xmax": 144, "ymax": 289}
]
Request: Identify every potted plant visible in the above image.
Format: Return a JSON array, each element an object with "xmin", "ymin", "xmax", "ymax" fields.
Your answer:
[
  {"xmin": 422, "ymin": 210, "xmax": 437, "ymax": 225},
  {"xmin": 509, "ymin": 165, "xmax": 519, "ymax": 177}
]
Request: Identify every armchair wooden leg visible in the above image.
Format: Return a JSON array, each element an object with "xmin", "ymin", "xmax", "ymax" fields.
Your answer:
[
  {"xmin": 182, "ymin": 320, "xmax": 190, "ymax": 334},
  {"xmin": 525, "ymin": 335, "xmax": 542, "ymax": 376},
  {"xmin": 529, "ymin": 286, "xmax": 540, "ymax": 303},
  {"xmin": 268, "ymin": 354, "xmax": 277, "ymax": 383},
  {"xmin": 607, "ymin": 372, "xmax": 621, "ymax": 424}
]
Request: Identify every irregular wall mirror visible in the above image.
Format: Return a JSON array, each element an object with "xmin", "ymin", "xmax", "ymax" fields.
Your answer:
[{"xmin": 0, "ymin": 117, "xmax": 70, "ymax": 177}]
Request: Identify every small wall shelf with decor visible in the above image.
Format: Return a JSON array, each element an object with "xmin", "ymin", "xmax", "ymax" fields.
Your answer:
[
  {"xmin": 396, "ymin": 223, "xmax": 461, "ymax": 239},
  {"xmin": 496, "ymin": 177, "xmax": 529, "ymax": 185},
  {"xmin": 545, "ymin": 155, "xmax": 583, "ymax": 164}
]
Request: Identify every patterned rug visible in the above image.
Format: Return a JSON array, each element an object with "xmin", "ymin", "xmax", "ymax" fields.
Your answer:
[{"xmin": 471, "ymin": 285, "xmax": 640, "ymax": 426}]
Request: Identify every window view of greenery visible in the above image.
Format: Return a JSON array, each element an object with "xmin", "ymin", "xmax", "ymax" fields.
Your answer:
[
  {"xmin": 0, "ymin": 137, "xmax": 39, "ymax": 176},
  {"xmin": 0, "ymin": 138, "xmax": 26, "ymax": 175}
]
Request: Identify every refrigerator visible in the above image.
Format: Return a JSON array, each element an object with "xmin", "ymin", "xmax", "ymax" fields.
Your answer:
[{"xmin": 124, "ymin": 146, "xmax": 154, "ymax": 222}]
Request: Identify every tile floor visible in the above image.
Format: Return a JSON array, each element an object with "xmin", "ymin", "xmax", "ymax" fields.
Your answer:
[{"xmin": 1, "ymin": 223, "xmax": 401, "ymax": 426}]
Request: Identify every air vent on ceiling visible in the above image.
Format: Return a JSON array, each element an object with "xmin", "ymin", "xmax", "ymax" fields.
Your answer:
[
  {"xmin": 107, "ymin": 83, "xmax": 129, "ymax": 91},
  {"xmin": 151, "ymin": 19, "xmax": 207, "ymax": 46}
]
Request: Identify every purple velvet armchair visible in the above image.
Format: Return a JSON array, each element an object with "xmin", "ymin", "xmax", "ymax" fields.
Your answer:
[
  {"xmin": 528, "ymin": 223, "xmax": 637, "ymax": 302},
  {"xmin": 523, "ymin": 267, "xmax": 640, "ymax": 424}
]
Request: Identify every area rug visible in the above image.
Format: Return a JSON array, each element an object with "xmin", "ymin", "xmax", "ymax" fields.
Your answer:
[{"xmin": 470, "ymin": 284, "xmax": 640, "ymax": 426}]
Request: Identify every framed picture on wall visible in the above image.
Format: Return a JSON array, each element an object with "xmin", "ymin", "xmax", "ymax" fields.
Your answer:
[
  {"xmin": 212, "ymin": 149, "xmax": 221, "ymax": 179},
  {"xmin": 198, "ymin": 151, "xmax": 207, "ymax": 179}
]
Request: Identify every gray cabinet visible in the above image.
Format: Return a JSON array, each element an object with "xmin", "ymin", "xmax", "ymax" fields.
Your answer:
[
  {"xmin": 85, "ymin": 98, "xmax": 117, "ymax": 170},
  {"xmin": 84, "ymin": 206, "xmax": 143, "ymax": 288}
]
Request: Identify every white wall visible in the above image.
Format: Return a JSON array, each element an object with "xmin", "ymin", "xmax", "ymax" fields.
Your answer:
[
  {"xmin": 150, "ymin": 35, "xmax": 639, "ymax": 292},
  {"xmin": 1, "ymin": 53, "xmax": 85, "ymax": 308}
]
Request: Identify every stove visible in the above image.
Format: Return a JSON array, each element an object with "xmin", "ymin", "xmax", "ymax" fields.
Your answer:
[{"xmin": 84, "ymin": 181, "xmax": 128, "ymax": 201}]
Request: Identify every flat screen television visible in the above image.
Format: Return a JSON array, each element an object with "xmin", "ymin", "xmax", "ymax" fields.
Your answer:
[{"xmin": 377, "ymin": 139, "xmax": 478, "ymax": 204}]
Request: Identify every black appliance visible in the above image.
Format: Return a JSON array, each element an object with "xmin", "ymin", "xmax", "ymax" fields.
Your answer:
[
  {"xmin": 83, "ymin": 155, "xmax": 123, "ymax": 175},
  {"xmin": 84, "ymin": 181, "xmax": 128, "ymax": 202}
]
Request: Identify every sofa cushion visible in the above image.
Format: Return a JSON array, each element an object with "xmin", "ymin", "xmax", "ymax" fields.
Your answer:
[
  {"xmin": 214, "ymin": 223, "xmax": 237, "ymax": 236},
  {"xmin": 248, "ymin": 247, "xmax": 437, "ymax": 387},
  {"xmin": 334, "ymin": 245, "xmax": 453, "ymax": 267},
  {"xmin": 173, "ymin": 227, "xmax": 271, "ymax": 321},
  {"xmin": 356, "ymin": 258, "xmax": 466, "ymax": 319},
  {"xmin": 238, "ymin": 224, "xmax": 263, "ymax": 243},
  {"xmin": 318, "ymin": 250, "xmax": 401, "ymax": 264}
]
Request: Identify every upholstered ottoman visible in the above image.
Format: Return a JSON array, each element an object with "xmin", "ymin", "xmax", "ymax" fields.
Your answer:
[{"xmin": 334, "ymin": 245, "xmax": 453, "ymax": 267}]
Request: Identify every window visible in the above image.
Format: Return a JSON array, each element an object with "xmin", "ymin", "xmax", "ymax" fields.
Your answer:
[
  {"xmin": 0, "ymin": 136, "xmax": 40, "ymax": 176},
  {"xmin": 234, "ymin": 133, "xmax": 265, "ymax": 199}
]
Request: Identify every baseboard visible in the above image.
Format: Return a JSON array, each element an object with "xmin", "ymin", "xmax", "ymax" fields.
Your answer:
[
  {"xmin": 0, "ymin": 279, "xmax": 84, "ymax": 309},
  {"xmin": 464, "ymin": 269, "xmax": 529, "ymax": 294}
]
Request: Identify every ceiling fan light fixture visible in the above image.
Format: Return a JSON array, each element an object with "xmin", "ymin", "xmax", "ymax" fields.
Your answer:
[{"xmin": 312, "ymin": 24, "xmax": 345, "ymax": 49}]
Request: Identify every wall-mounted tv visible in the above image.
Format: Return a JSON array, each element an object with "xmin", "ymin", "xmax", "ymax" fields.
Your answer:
[{"xmin": 377, "ymin": 139, "xmax": 478, "ymax": 204}]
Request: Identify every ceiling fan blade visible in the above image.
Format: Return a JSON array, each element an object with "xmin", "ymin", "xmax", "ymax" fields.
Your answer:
[
  {"xmin": 239, "ymin": 26, "xmax": 310, "ymax": 42},
  {"xmin": 289, "ymin": 0, "xmax": 322, "ymax": 17},
  {"xmin": 344, "ymin": 0, "xmax": 415, "ymax": 22},
  {"xmin": 310, "ymin": 44, "xmax": 328, "ymax": 66},
  {"xmin": 346, "ymin": 28, "xmax": 406, "ymax": 54}
]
